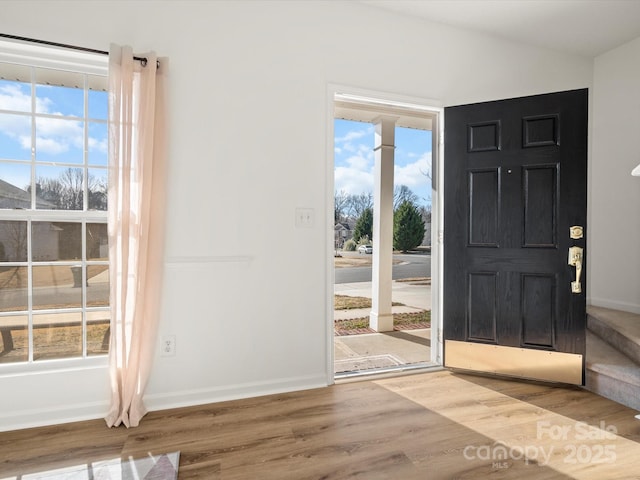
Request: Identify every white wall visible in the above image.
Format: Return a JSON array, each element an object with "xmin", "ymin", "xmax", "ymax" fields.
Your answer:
[
  {"xmin": 589, "ymin": 37, "xmax": 640, "ymax": 313},
  {"xmin": 0, "ymin": 0, "xmax": 593, "ymax": 431}
]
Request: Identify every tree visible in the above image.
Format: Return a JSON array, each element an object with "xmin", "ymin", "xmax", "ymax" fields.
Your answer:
[
  {"xmin": 29, "ymin": 168, "xmax": 107, "ymax": 211},
  {"xmin": 418, "ymin": 204, "xmax": 432, "ymax": 228},
  {"xmin": 334, "ymin": 190, "xmax": 349, "ymax": 222},
  {"xmin": 393, "ymin": 185, "xmax": 420, "ymax": 211},
  {"xmin": 88, "ymin": 175, "xmax": 108, "ymax": 211},
  {"xmin": 347, "ymin": 192, "xmax": 373, "ymax": 219},
  {"xmin": 393, "ymin": 200, "xmax": 425, "ymax": 252},
  {"xmin": 353, "ymin": 207, "xmax": 373, "ymax": 243}
]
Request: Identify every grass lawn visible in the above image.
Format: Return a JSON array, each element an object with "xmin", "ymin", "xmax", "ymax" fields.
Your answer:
[{"xmin": 334, "ymin": 294, "xmax": 430, "ymax": 335}]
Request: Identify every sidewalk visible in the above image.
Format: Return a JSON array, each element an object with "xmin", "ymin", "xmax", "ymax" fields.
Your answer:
[
  {"xmin": 334, "ymin": 280, "xmax": 431, "ymax": 318},
  {"xmin": 333, "ymin": 280, "xmax": 434, "ymax": 375}
]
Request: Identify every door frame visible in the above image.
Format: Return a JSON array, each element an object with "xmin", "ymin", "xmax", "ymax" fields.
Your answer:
[{"xmin": 325, "ymin": 84, "xmax": 444, "ymax": 384}]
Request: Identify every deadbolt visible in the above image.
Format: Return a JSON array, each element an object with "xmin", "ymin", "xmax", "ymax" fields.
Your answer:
[{"xmin": 570, "ymin": 226, "xmax": 583, "ymax": 239}]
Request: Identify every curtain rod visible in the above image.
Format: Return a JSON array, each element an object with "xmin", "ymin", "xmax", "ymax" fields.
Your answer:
[{"xmin": 0, "ymin": 33, "xmax": 159, "ymax": 68}]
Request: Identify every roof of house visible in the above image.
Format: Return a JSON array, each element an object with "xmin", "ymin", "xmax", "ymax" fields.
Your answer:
[{"xmin": 0, "ymin": 178, "xmax": 56, "ymax": 209}]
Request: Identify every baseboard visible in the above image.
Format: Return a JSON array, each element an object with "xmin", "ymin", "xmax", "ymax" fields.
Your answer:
[
  {"xmin": 0, "ymin": 400, "xmax": 109, "ymax": 433},
  {"xmin": 0, "ymin": 374, "xmax": 329, "ymax": 433},
  {"xmin": 588, "ymin": 297, "xmax": 640, "ymax": 315},
  {"xmin": 144, "ymin": 373, "xmax": 329, "ymax": 413}
]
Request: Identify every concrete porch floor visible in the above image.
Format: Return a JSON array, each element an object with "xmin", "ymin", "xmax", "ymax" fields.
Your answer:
[
  {"xmin": 335, "ymin": 328, "xmax": 432, "ymax": 374},
  {"xmin": 334, "ymin": 281, "xmax": 435, "ymax": 375}
]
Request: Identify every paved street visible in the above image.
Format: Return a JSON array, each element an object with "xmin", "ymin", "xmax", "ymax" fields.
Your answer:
[{"xmin": 334, "ymin": 251, "xmax": 431, "ymax": 284}]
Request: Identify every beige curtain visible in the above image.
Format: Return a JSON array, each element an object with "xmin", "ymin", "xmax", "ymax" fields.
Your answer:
[{"xmin": 105, "ymin": 44, "xmax": 167, "ymax": 428}]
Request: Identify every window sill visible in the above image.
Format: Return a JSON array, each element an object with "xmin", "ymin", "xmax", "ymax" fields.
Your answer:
[{"xmin": 0, "ymin": 355, "xmax": 108, "ymax": 378}]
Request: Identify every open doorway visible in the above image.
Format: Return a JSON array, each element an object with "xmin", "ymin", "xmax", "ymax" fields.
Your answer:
[{"xmin": 329, "ymin": 91, "xmax": 443, "ymax": 379}]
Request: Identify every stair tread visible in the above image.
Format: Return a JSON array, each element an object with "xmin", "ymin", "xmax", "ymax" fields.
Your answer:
[
  {"xmin": 587, "ymin": 306, "xmax": 640, "ymax": 346},
  {"xmin": 586, "ymin": 330, "xmax": 640, "ymax": 385}
]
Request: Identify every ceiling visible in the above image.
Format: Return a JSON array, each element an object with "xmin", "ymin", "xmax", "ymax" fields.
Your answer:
[{"xmin": 360, "ymin": 0, "xmax": 640, "ymax": 58}]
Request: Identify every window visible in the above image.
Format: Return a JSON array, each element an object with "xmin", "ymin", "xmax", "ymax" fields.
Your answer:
[{"xmin": 0, "ymin": 54, "xmax": 109, "ymax": 364}]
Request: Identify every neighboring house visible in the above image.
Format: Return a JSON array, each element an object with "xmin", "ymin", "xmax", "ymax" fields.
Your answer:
[
  {"xmin": 422, "ymin": 219, "xmax": 432, "ymax": 247},
  {"xmin": 334, "ymin": 222, "xmax": 352, "ymax": 248},
  {"xmin": 0, "ymin": 179, "xmax": 61, "ymax": 261},
  {"xmin": 0, "ymin": 179, "xmax": 56, "ymax": 210},
  {"xmin": 0, "ymin": 178, "xmax": 33, "ymax": 210},
  {"xmin": 30, "ymin": 222, "xmax": 63, "ymax": 261}
]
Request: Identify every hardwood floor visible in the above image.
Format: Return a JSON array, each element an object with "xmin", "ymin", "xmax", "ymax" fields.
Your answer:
[{"xmin": 2, "ymin": 370, "xmax": 640, "ymax": 479}]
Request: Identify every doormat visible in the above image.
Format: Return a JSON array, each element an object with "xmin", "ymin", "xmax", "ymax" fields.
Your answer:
[
  {"xmin": 21, "ymin": 451, "xmax": 180, "ymax": 480},
  {"xmin": 334, "ymin": 353, "xmax": 402, "ymax": 373}
]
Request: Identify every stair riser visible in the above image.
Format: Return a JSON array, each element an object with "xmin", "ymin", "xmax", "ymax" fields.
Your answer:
[
  {"xmin": 586, "ymin": 370, "xmax": 640, "ymax": 411},
  {"xmin": 587, "ymin": 316, "xmax": 640, "ymax": 365}
]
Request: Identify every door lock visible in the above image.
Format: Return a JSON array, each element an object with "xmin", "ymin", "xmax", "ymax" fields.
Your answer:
[
  {"xmin": 568, "ymin": 246, "xmax": 583, "ymax": 293},
  {"xmin": 570, "ymin": 226, "xmax": 584, "ymax": 239}
]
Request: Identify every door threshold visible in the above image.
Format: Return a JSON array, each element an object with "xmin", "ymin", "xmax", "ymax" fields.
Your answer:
[{"xmin": 334, "ymin": 362, "xmax": 443, "ymax": 383}]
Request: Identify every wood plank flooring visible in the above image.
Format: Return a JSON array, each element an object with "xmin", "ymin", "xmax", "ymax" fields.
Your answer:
[{"xmin": 2, "ymin": 370, "xmax": 640, "ymax": 479}]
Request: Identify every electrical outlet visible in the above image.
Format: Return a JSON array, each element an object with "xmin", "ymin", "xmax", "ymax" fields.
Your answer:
[{"xmin": 161, "ymin": 335, "xmax": 176, "ymax": 356}]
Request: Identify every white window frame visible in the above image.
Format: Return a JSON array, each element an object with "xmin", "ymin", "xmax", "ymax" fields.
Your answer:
[{"xmin": 0, "ymin": 40, "xmax": 109, "ymax": 374}]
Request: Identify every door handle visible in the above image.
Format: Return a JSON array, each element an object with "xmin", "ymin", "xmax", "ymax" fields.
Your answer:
[{"xmin": 568, "ymin": 246, "xmax": 583, "ymax": 293}]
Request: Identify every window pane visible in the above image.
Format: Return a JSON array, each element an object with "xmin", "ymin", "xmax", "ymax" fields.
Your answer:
[
  {"xmin": 87, "ymin": 265, "xmax": 109, "ymax": 306},
  {"xmin": 0, "ymin": 112, "xmax": 32, "ymax": 161},
  {"xmin": 88, "ymin": 122, "xmax": 107, "ymax": 165},
  {"xmin": 35, "ymin": 117, "xmax": 84, "ymax": 163},
  {"xmin": 0, "ymin": 266, "xmax": 28, "ymax": 312},
  {"xmin": 0, "ymin": 70, "xmax": 32, "ymax": 113},
  {"xmin": 35, "ymin": 69, "xmax": 85, "ymax": 117},
  {"xmin": 0, "ymin": 221, "xmax": 27, "ymax": 261},
  {"xmin": 35, "ymin": 166, "xmax": 83, "ymax": 210},
  {"xmin": 33, "ymin": 222, "xmax": 81, "ymax": 261},
  {"xmin": 88, "ymin": 87, "xmax": 108, "ymax": 120},
  {"xmin": 87, "ymin": 223, "xmax": 108, "ymax": 260},
  {"xmin": 0, "ymin": 314, "xmax": 28, "ymax": 363},
  {"xmin": 33, "ymin": 311, "xmax": 82, "ymax": 361},
  {"xmin": 0, "ymin": 163, "xmax": 32, "ymax": 209},
  {"xmin": 0, "ymin": 62, "xmax": 109, "ymax": 363},
  {"xmin": 32, "ymin": 265, "xmax": 82, "ymax": 309},
  {"xmin": 87, "ymin": 310, "xmax": 109, "ymax": 356},
  {"xmin": 88, "ymin": 168, "xmax": 107, "ymax": 211}
]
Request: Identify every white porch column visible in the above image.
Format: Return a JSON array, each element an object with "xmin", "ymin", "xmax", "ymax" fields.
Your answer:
[{"xmin": 370, "ymin": 116, "xmax": 397, "ymax": 332}]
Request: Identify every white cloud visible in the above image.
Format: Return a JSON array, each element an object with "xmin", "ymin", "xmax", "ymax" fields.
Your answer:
[
  {"xmin": 0, "ymin": 82, "xmax": 104, "ymax": 158},
  {"xmin": 34, "ymin": 136, "xmax": 69, "ymax": 155},
  {"xmin": 0, "ymin": 84, "xmax": 32, "ymax": 111},
  {"xmin": 394, "ymin": 152, "xmax": 432, "ymax": 200},
  {"xmin": 0, "ymin": 85, "xmax": 32, "ymax": 150},
  {"xmin": 88, "ymin": 136, "xmax": 107, "ymax": 154},
  {"xmin": 335, "ymin": 129, "xmax": 369, "ymax": 144},
  {"xmin": 35, "ymin": 117, "xmax": 84, "ymax": 154},
  {"xmin": 346, "ymin": 154, "xmax": 370, "ymax": 171},
  {"xmin": 0, "ymin": 113, "xmax": 30, "ymax": 143},
  {"xmin": 335, "ymin": 125, "xmax": 374, "ymax": 157},
  {"xmin": 334, "ymin": 164, "xmax": 374, "ymax": 195}
]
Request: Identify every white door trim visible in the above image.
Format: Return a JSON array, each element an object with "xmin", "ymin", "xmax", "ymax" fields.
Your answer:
[{"xmin": 325, "ymin": 83, "xmax": 444, "ymax": 383}]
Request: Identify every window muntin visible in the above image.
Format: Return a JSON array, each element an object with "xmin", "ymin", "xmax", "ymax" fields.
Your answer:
[{"xmin": 0, "ymin": 59, "xmax": 109, "ymax": 365}]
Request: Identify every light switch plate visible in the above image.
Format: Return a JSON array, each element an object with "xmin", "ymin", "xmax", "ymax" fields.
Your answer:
[{"xmin": 295, "ymin": 208, "xmax": 314, "ymax": 228}]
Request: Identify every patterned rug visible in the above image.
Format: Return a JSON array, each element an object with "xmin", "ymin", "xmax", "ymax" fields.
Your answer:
[{"xmin": 22, "ymin": 451, "xmax": 180, "ymax": 480}]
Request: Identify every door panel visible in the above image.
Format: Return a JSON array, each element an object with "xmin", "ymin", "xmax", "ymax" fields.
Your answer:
[{"xmin": 444, "ymin": 89, "xmax": 588, "ymax": 385}]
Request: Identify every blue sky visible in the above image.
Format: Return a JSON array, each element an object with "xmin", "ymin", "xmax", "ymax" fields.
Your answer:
[
  {"xmin": 0, "ymin": 76, "xmax": 108, "ymax": 191},
  {"xmin": 334, "ymin": 118, "xmax": 432, "ymax": 207}
]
